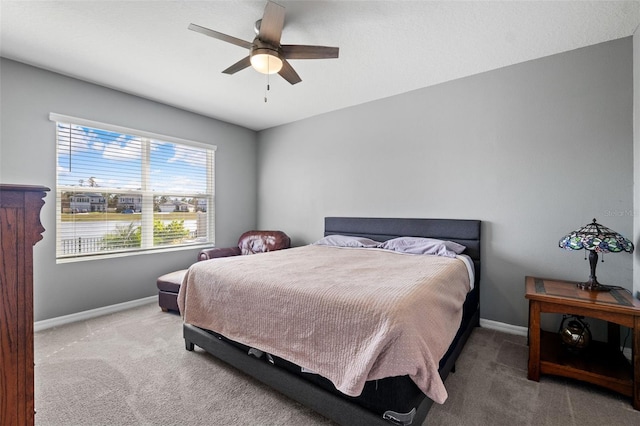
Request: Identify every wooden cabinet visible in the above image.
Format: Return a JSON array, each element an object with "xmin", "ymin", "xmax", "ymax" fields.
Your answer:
[
  {"xmin": 525, "ymin": 276, "xmax": 640, "ymax": 410},
  {"xmin": 1, "ymin": 184, "xmax": 48, "ymax": 426}
]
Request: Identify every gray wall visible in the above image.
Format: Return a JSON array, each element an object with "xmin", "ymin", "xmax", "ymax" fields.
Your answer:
[
  {"xmin": 0, "ymin": 58, "xmax": 258, "ymax": 321},
  {"xmin": 257, "ymin": 37, "xmax": 634, "ymax": 328}
]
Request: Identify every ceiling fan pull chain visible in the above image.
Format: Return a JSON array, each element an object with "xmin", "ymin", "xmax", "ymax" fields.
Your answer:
[{"xmin": 264, "ymin": 72, "xmax": 271, "ymax": 103}]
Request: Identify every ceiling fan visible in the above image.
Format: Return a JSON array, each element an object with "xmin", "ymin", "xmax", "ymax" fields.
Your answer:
[{"xmin": 188, "ymin": 1, "xmax": 339, "ymax": 85}]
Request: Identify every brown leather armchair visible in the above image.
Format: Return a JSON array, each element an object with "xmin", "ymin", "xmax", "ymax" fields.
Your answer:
[
  {"xmin": 197, "ymin": 230, "xmax": 291, "ymax": 261},
  {"xmin": 157, "ymin": 230, "xmax": 291, "ymax": 312}
]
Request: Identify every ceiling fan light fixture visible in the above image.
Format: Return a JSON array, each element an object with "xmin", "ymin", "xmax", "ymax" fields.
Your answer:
[{"xmin": 250, "ymin": 48, "xmax": 282, "ymax": 74}]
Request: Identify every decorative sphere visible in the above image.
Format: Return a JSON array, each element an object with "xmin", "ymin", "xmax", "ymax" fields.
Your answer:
[{"xmin": 560, "ymin": 317, "xmax": 591, "ymax": 353}]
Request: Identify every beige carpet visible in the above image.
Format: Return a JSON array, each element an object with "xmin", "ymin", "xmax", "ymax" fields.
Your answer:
[{"xmin": 35, "ymin": 302, "xmax": 640, "ymax": 425}]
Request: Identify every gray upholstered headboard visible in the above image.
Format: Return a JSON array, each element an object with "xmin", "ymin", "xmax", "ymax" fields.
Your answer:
[{"xmin": 324, "ymin": 217, "xmax": 481, "ymax": 289}]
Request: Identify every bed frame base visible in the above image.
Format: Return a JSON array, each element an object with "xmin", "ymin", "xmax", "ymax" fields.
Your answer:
[
  {"xmin": 185, "ymin": 323, "xmax": 390, "ymax": 425},
  {"xmin": 183, "ymin": 307, "xmax": 479, "ymax": 425}
]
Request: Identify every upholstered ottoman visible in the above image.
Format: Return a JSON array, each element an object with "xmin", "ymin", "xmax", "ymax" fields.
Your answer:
[
  {"xmin": 157, "ymin": 230, "xmax": 291, "ymax": 313},
  {"xmin": 157, "ymin": 269, "xmax": 187, "ymax": 313}
]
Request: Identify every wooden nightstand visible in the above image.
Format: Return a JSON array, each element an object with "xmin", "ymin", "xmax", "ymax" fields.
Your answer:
[{"xmin": 525, "ymin": 276, "xmax": 640, "ymax": 410}]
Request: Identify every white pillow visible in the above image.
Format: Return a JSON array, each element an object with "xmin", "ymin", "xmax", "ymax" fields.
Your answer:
[
  {"xmin": 313, "ymin": 235, "xmax": 381, "ymax": 248},
  {"xmin": 378, "ymin": 237, "xmax": 465, "ymax": 258}
]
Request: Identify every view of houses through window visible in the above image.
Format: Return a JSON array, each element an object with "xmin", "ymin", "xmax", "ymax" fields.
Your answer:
[{"xmin": 52, "ymin": 114, "xmax": 215, "ymax": 259}]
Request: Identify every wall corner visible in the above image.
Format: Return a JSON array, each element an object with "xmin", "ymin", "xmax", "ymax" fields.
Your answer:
[{"xmin": 634, "ymin": 29, "xmax": 640, "ymax": 299}]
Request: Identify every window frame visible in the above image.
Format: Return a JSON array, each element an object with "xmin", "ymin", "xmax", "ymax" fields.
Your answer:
[{"xmin": 50, "ymin": 113, "xmax": 216, "ymax": 262}]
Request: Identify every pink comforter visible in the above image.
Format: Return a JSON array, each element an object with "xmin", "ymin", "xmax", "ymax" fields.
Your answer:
[{"xmin": 177, "ymin": 245, "xmax": 471, "ymax": 404}]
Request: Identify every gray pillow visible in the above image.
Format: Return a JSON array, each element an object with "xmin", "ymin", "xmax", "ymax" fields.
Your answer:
[
  {"xmin": 313, "ymin": 235, "xmax": 381, "ymax": 248},
  {"xmin": 378, "ymin": 237, "xmax": 465, "ymax": 258}
]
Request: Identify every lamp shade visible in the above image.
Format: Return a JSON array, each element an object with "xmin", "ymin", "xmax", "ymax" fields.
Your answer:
[
  {"xmin": 558, "ymin": 218, "xmax": 634, "ymax": 291},
  {"xmin": 558, "ymin": 219, "xmax": 634, "ymax": 253}
]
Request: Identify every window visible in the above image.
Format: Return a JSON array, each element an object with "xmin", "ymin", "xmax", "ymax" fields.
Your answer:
[{"xmin": 51, "ymin": 113, "xmax": 215, "ymax": 261}]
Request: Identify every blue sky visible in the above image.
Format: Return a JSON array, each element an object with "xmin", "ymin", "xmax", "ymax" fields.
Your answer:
[{"xmin": 57, "ymin": 123, "xmax": 207, "ymax": 194}]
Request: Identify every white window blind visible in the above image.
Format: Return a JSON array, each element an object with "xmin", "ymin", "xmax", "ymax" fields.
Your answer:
[{"xmin": 51, "ymin": 113, "xmax": 215, "ymax": 260}]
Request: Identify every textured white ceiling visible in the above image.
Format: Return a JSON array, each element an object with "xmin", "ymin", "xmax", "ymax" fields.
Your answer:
[{"xmin": 1, "ymin": 1, "xmax": 639, "ymax": 131}]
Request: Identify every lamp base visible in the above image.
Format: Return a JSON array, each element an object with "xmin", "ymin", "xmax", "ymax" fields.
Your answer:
[
  {"xmin": 576, "ymin": 278, "xmax": 611, "ymax": 292},
  {"xmin": 577, "ymin": 251, "xmax": 611, "ymax": 292}
]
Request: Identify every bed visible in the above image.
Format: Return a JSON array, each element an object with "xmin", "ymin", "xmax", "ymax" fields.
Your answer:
[{"xmin": 179, "ymin": 217, "xmax": 481, "ymax": 425}]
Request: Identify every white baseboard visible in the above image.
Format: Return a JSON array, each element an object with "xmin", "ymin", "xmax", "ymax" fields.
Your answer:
[
  {"xmin": 480, "ymin": 318, "xmax": 528, "ymax": 337},
  {"xmin": 35, "ymin": 307, "xmax": 527, "ymax": 335},
  {"xmin": 34, "ymin": 296, "xmax": 157, "ymax": 332}
]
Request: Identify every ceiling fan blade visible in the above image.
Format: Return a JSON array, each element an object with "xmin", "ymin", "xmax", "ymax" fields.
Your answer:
[
  {"xmin": 258, "ymin": 1, "xmax": 285, "ymax": 46},
  {"xmin": 222, "ymin": 56, "xmax": 252, "ymax": 74},
  {"xmin": 188, "ymin": 23, "xmax": 252, "ymax": 50},
  {"xmin": 281, "ymin": 45, "xmax": 339, "ymax": 60},
  {"xmin": 278, "ymin": 59, "xmax": 302, "ymax": 85}
]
